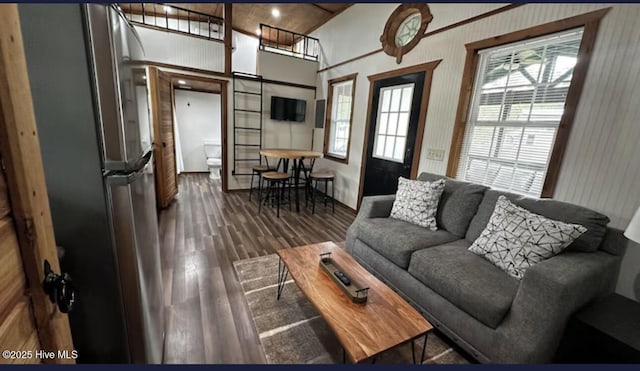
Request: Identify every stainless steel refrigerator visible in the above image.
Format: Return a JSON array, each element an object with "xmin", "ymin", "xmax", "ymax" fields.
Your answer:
[{"xmin": 19, "ymin": 4, "xmax": 164, "ymax": 363}]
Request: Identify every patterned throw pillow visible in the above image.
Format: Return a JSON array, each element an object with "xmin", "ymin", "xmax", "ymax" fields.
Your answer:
[
  {"xmin": 390, "ymin": 177, "xmax": 445, "ymax": 230},
  {"xmin": 468, "ymin": 196, "xmax": 587, "ymax": 280}
]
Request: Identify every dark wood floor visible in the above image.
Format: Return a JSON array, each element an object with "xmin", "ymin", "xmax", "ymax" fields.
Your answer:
[{"xmin": 159, "ymin": 173, "xmax": 355, "ymax": 363}]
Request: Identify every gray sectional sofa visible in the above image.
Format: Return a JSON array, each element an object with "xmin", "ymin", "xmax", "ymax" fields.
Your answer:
[{"xmin": 345, "ymin": 172, "xmax": 627, "ymax": 363}]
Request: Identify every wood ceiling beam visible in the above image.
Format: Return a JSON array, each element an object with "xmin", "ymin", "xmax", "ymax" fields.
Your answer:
[
  {"xmin": 309, "ymin": 4, "xmax": 334, "ymax": 14},
  {"xmin": 303, "ymin": 4, "xmax": 353, "ymax": 35}
]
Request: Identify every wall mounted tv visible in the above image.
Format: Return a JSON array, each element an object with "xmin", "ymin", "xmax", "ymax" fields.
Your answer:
[{"xmin": 270, "ymin": 96, "xmax": 306, "ymax": 122}]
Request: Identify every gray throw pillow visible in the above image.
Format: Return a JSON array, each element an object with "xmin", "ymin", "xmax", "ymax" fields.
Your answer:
[
  {"xmin": 469, "ymin": 196, "xmax": 587, "ymax": 280},
  {"xmin": 390, "ymin": 177, "xmax": 445, "ymax": 230}
]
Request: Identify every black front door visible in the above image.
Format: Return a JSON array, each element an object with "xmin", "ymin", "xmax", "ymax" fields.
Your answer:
[{"xmin": 362, "ymin": 71, "xmax": 425, "ymax": 197}]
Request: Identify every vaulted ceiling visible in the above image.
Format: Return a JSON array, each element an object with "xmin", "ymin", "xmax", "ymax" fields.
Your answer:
[{"xmin": 121, "ymin": 3, "xmax": 352, "ymax": 37}]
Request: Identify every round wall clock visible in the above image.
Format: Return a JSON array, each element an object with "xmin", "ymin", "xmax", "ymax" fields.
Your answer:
[{"xmin": 380, "ymin": 4, "xmax": 433, "ymax": 64}]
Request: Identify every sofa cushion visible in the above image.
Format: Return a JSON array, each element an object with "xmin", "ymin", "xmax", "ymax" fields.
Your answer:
[
  {"xmin": 418, "ymin": 173, "xmax": 488, "ymax": 237},
  {"xmin": 390, "ymin": 177, "xmax": 445, "ymax": 230},
  {"xmin": 408, "ymin": 239, "xmax": 519, "ymax": 329},
  {"xmin": 466, "ymin": 189, "xmax": 609, "ymax": 252},
  {"xmin": 355, "ymin": 218, "xmax": 458, "ymax": 269},
  {"xmin": 469, "ymin": 196, "xmax": 587, "ymax": 280}
]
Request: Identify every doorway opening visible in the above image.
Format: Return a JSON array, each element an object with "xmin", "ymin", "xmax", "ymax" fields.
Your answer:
[
  {"xmin": 357, "ymin": 61, "xmax": 441, "ymax": 209},
  {"xmin": 149, "ymin": 68, "xmax": 229, "ymax": 209},
  {"xmin": 173, "ymin": 84, "xmax": 223, "ymax": 183}
]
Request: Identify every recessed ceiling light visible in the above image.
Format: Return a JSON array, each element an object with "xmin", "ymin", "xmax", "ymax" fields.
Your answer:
[
  {"xmin": 256, "ymin": 28, "xmax": 262, "ymax": 36},
  {"xmin": 271, "ymin": 8, "xmax": 280, "ymax": 18},
  {"xmin": 164, "ymin": 6, "xmax": 171, "ymax": 13},
  {"xmin": 178, "ymin": 80, "xmax": 186, "ymax": 85}
]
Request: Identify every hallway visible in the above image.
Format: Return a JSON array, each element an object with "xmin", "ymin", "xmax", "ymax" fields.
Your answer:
[{"xmin": 159, "ymin": 174, "xmax": 355, "ymax": 363}]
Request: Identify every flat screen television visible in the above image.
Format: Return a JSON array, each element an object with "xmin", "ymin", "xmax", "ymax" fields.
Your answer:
[{"xmin": 270, "ymin": 96, "xmax": 306, "ymax": 122}]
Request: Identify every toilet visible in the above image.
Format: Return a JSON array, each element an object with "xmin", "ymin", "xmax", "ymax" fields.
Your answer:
[{"xmin": 204, "ymin": 141, "xmax": 222, "ymax": 179}]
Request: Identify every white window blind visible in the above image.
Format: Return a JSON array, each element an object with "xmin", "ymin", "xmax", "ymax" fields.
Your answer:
[
  {"xmin": 328, "ymin": 80, "xmax": 354, "ymax": 159},
  {"xmin": 373, "ymin": 83, "xmax": 414, "ymax": 163},
  {"xmin": 456, "ymin": 29, "xmax": 584, "ymax": 197}
]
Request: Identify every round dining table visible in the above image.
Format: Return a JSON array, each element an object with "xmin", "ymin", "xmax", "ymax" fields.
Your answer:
[{"xmin": 259, "ymin": 148, "xmax": 323, "ymax": 212}]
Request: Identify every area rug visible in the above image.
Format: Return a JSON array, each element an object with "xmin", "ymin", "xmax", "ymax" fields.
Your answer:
[{"xmin": 233, "ymin": 253, "xmax": 471, "ymax": 364}]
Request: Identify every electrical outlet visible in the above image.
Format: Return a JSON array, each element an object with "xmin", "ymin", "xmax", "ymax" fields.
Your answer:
[{"xmin": 426, "ymin": 148, "xmax": 445, "ymax": 161}]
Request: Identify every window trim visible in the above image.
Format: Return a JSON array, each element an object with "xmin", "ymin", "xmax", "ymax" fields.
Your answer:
[
  {"xmin": 446, "ymin": 8, "xmax": 610, "ymax": 198},
  {"xmin": 323, "ymin": 73, "xmax": 358, "ymax": 164}
]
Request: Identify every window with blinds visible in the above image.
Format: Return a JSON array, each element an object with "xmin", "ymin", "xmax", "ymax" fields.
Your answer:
[
  {"xmin": 456, "ymin": 28, "xmax": 584, "ymax": 197},
  {"xmin": 327, "ymin": 79, "xmax": 354, "ymax": 159}
]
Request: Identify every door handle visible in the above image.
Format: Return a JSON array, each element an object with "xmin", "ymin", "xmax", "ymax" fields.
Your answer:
[
  {"xmin": 162, "ymin": 142, "xmax": 167, "ymax": 148},
  {"xmin": 42, "ymin": 260, "xmax": 76, "ymax": 313}
]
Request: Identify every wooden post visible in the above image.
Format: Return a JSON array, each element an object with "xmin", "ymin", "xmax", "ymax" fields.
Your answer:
[
  {"xmin": 224, "ymin": 3, "xmax": 233, "ymax": 76},
  {"xmin": 224, "ymin": 4, "xmax": 232, "ymax": 76},
  {"xmin": 0, "ymin": 4, "xmax": 75, "ymax": 362}
]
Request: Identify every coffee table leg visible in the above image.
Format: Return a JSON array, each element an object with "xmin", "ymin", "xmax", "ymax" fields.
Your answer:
[
  {"xmin": 412, "ymin": 333, "xmax": 429, "ymax": 364},
  {"xmin": 277, "ymin": 257, "xmax": 289, "ymax": 300}
]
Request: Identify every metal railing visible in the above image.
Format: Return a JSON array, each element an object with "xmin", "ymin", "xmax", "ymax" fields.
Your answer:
[
  {"xmin": 259, "ymin": 24, "xmax": 319, "ymax": 61},
  {"xmin": 120, "ymin": 3, "xmax": 224, "ymax": 41}
]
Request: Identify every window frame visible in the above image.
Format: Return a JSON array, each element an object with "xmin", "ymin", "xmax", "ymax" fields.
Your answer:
[
  {"xmin": 446, "ymin": 8, "xmax": 609, "ymax": 198},
  {"xmin": 323, "ymin": 73, "xmax": 358, "ymax": 163}
]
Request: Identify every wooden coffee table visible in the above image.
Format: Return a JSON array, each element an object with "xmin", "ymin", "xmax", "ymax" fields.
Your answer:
[{"xmin": 276, "ymin": 242, "xmax": 433, "ymax": 364}]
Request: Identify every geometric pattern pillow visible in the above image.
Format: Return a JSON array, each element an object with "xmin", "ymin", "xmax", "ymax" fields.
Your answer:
[
  {"xmin": 468, "ymin": 196, "xmax": 587, "ymax": 280},
  {"xmin": 390, "ymin": 177, "xmax": 445, "ymax": 230}
]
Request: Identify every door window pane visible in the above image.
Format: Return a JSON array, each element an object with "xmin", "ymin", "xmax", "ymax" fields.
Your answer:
[
  {"xmin": 375, "ymin": 135, "xmax": 386, "ymax": 157},
  {"xmin": 373, "ymin": 83, "xmax": 414, "ymax": 163},
  {"xmin": 387, "ymin": 113, "xmax": 398, "ymax": 135}
]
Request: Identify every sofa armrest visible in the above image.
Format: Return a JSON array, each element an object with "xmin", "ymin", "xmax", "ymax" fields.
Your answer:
[
  {"xmin": 495, "ymin": 251, "xmax": 620, "ymax": 362},
  {"xmin": 356, "ymin": 195, "xmax": 396, "ymax": 220},
  {"xmin": 345, "ymin": 195, "xmax": 395, "ymax": 254}
]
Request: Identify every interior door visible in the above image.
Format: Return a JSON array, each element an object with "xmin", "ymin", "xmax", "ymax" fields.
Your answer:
[
  {"xmin": 0, "ymin": 4, "xmax": 74, "ymax": 363},
  {"xmin": 362, "ymin": 72, "xmax": 425, "ymax": 197},
  {"xmin": 149, "ymin": 67, "xmax": 178, "ymax": 209},
  {"xmin": 0, "ymin": 168, "xmax": 43, "ymax": 364}
]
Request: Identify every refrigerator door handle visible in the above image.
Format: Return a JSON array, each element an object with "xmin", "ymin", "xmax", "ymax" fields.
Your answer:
[{"xmin": 106, "ymin": 166, "xmax": 145, "ymax": 186}]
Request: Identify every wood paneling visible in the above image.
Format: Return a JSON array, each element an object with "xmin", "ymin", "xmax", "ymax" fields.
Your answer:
[
  {"xmin": 0, "ymin": 4, "xmax": 74, "ymax": 361},
  {"xmin": 0, "ymin": 301, "xmax": 40, "ymax": 360},
  {"xmin": 233, "ymin": 4, "xmax": 349, "ymax": 37},
  {"xmin": 160, "ymin": 174, "xmax": 355, "ymax": 363},
  {"xmin": 0, "ymin": 219, "xmax": 26, "ymax": 316}
]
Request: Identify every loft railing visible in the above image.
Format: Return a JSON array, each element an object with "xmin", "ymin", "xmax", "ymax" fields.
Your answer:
[
  {"xmin": 259, "ymin": 24, "xmax": 319, "ymax": 61},
  {"xmin": 120, "ymin": 3, "xmax": 224, "ymax": 41}
]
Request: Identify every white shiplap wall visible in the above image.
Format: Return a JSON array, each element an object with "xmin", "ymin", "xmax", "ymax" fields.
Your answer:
[
  {"xmin": 135, "ymin": 26, "xmax": 225, "ymax": 72},
  {"xmin": 312, "ymin": 3, "xmax": 640, "ymax": 300}
]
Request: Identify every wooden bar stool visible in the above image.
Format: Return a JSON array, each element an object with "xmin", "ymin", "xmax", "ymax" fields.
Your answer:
[
  {"xmin": 309, "ymin": 171, "xmax": 335, "ymax": 214},
  {"xmin": 249, "ymin": 158, "xmax": 275, "ymax": 201},
  {"xmin": 259, "ymin": 171, "xmax": 291, "ymax": 218}
]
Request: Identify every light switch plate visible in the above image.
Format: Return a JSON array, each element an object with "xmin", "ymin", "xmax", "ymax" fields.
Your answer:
[{"xmin": 426, "ymin": 148, "xmax": 445, "ymax": 161}]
